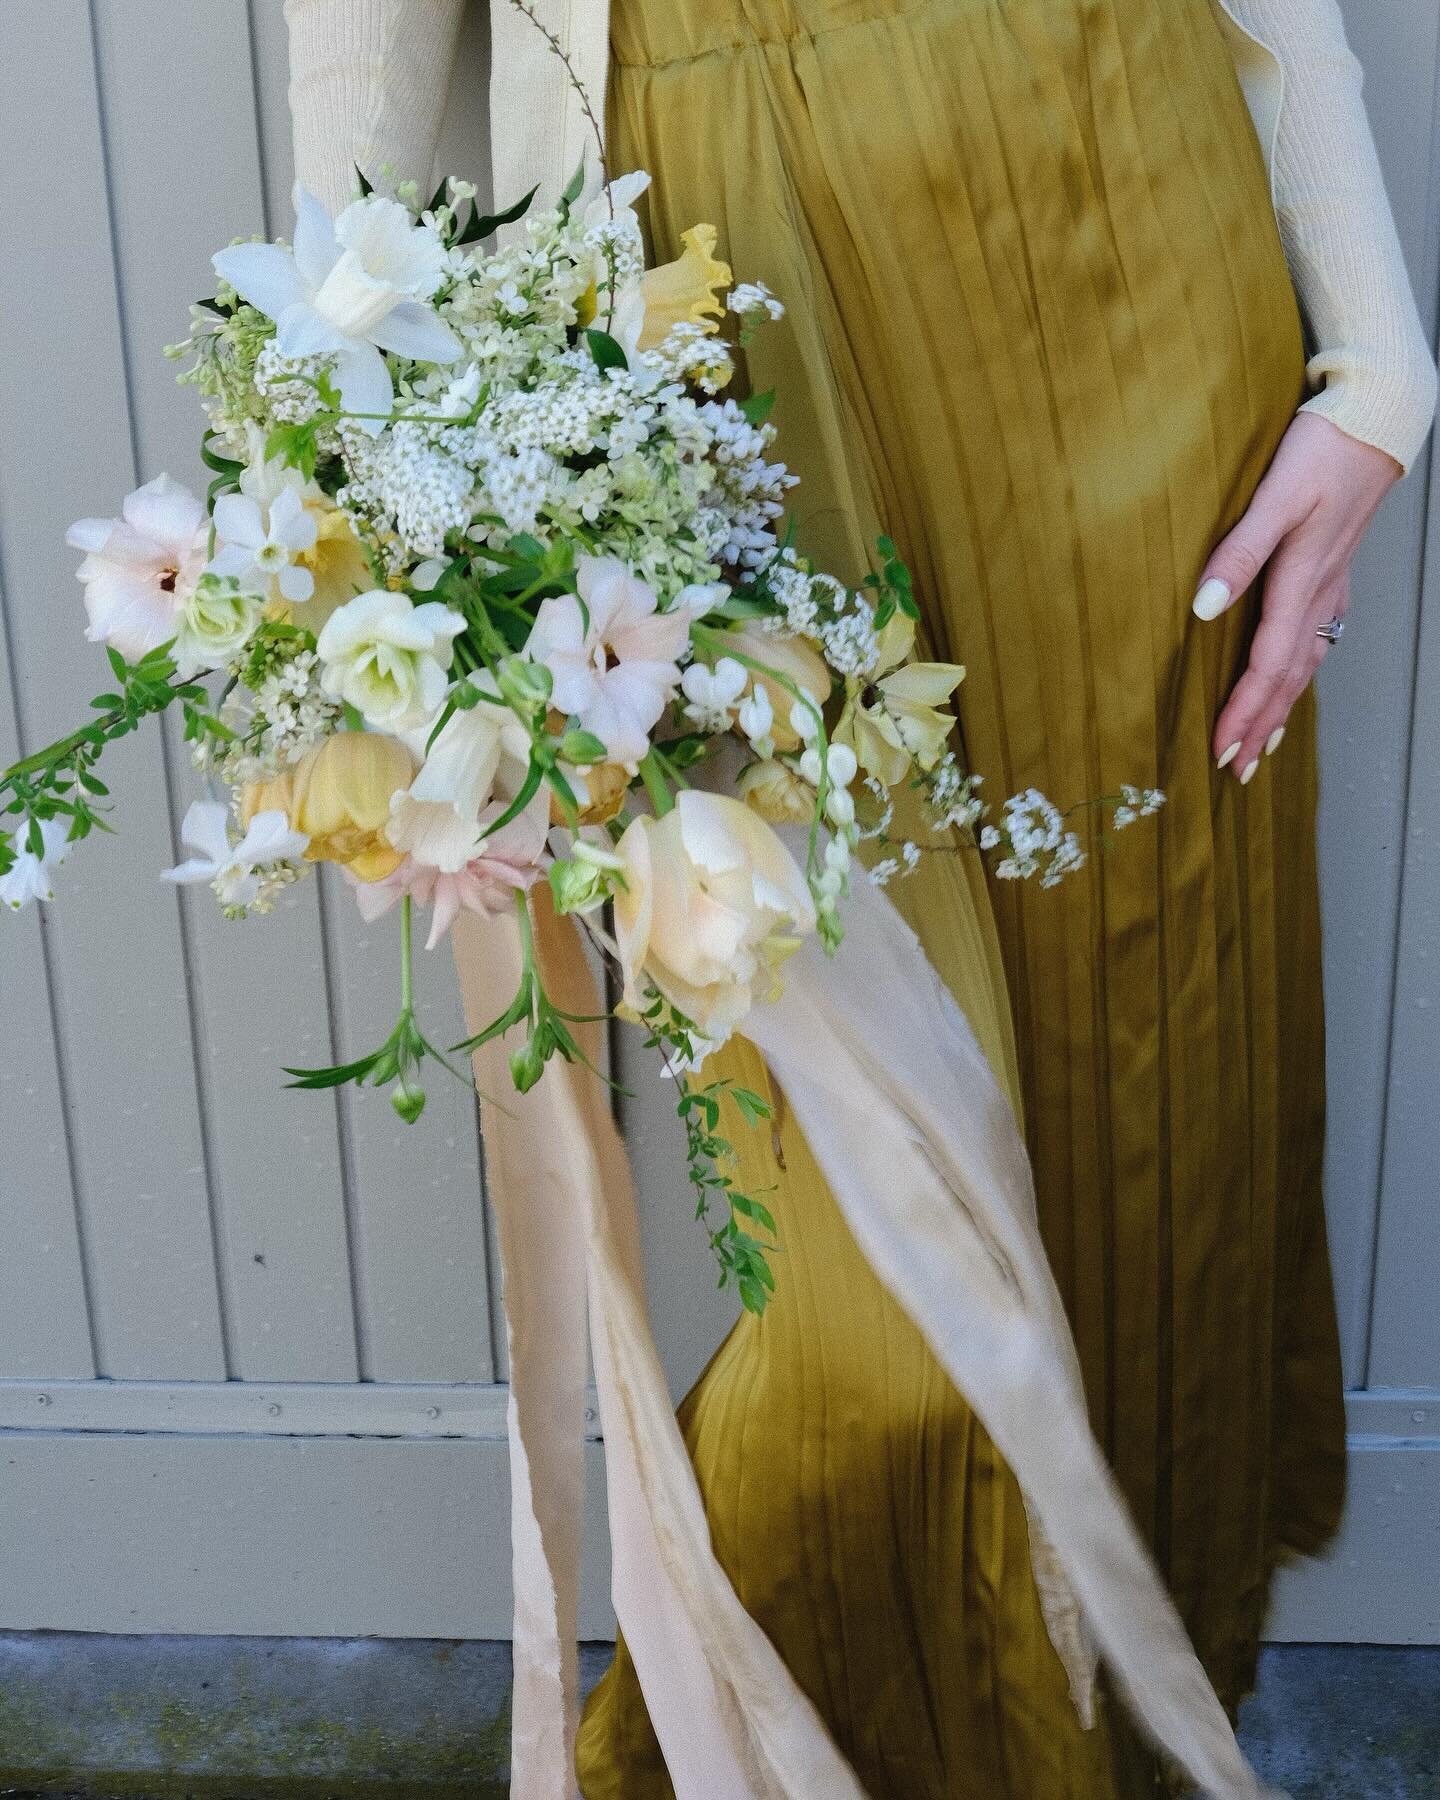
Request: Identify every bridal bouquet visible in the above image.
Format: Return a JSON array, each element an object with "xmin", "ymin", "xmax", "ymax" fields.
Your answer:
[{"xmin": 1, "ymin": 164, "xmax": 1158, "ymax": 1297}]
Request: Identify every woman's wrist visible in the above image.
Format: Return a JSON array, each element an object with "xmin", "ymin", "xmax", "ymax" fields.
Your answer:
[{"xmin": 1299, "ymin": 358, "xmax": 1438, "ymax": 478}]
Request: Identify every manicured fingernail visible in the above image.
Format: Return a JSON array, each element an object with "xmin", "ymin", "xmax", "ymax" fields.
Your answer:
[
  {"xmin": 1265, "ymin": 727, "xmax": 1285, "ymax": 757},
  {"xmin": 1240, "ymin": 758, "xmax": 1260, "ymax": 785},
  {"xmin": 1217, "ymin": 741, "xmax": 1242, "ymax": 769},
  {"xmin": 1192, "ymin": 578, "xmax": 1232, "ymax": 621}
]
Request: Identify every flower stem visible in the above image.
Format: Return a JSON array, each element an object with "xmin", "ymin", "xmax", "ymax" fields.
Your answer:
[
  {"xmin": 637, "ymin": 750, "xmax": 676, "ymax": 817},
  {"xmin": 399, "ymin": 895, "xmax": 414, "ymax": 1015}
]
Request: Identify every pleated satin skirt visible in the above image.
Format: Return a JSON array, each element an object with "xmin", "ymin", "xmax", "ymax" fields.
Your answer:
[{"xmin": 580, "ymin": 1, "xmax": 1348, "ymax": 1792}]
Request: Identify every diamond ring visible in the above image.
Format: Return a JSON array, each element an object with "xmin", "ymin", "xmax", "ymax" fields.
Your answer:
[{"xmin": 1316, "ymin": 616, "xmax": 1345, "ymax": 645}]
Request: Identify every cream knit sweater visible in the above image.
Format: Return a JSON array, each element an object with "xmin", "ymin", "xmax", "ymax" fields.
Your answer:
[{"xmin": 284, "ymin": 0, "xmax": 1437, "ymax": 471}]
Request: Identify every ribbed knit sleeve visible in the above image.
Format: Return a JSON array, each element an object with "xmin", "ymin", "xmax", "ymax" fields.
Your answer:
[
  {"xmin": 283, "ymin": 0, "xmax": 465, "ymax": 216},
  {"xmin": 1220, "ymin": 0, "xmax": 1437, "ymax": 470}
]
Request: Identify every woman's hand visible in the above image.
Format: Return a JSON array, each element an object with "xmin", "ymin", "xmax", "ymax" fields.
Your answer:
[{"xmin": 1191, "ymin": 412, "xmax": 1400, "ymax": 781}]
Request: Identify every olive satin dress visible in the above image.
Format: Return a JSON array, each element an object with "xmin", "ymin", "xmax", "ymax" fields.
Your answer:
[{"xmin": 579, "ymin": 0, "xmax": 1347, "ymax": 1793}]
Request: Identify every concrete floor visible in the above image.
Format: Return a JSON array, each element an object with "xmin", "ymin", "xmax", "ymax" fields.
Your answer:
[{"xmin": 0, "ymin": 1636, "xmax": 1434, "ymax": 1798}]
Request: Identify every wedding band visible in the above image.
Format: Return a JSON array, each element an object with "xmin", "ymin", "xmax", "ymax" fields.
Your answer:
[{"xmin": 1316, "ymin": 616, "xmax": 1345, "ymax": 645}]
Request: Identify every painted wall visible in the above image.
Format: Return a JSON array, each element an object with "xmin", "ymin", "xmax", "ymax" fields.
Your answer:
[{"xmin": 0, "ymin": 0, "xmax": 1435, "ymax": 1641}]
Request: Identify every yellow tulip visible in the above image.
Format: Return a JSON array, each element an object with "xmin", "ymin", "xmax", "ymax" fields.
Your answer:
[
  {"xmin": 638, "ymin": 225, "xmax": 732, "ymax": 352},
  {"xmin": 834, "ymin": 611, "xmax": 965, "ymax": 785},
  {"xmin": 283, "ymin": 731, "xmax": 417, "ymax": 882}
]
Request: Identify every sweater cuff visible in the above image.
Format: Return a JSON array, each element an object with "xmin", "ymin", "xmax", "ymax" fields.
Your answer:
[{"xmin": 1299, "ymin": 355, "xmax": 1439, "ymax": 475}]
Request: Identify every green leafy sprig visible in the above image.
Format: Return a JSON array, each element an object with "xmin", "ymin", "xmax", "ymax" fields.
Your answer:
[{"xmin": 0, "ymin": 643, "xmax": 231, "ymax": 881}]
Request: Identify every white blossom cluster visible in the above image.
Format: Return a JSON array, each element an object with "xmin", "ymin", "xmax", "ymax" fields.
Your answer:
[
  {"xmin": 992, "ymin": 789, "xmax": 1088, "ymax": 888},
  {"xmin": 754, "ymin": 553, "xmax": 881, "ymax": 679}
]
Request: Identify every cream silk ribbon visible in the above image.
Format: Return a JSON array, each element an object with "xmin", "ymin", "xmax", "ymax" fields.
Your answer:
[{"xmin": 452, "ymin": 868, "xmax": 1280, "ymax": 1800}]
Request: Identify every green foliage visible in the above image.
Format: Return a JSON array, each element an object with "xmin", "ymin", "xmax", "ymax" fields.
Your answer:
[
  {"xmin": 584, "ymin": 328, "xmax": 628, "ymax": 374},
  {"xmin": 0, "ymin": 642, "xmax": 231, "ymax": 877},
  {"xmin": 739, "ymin": 388, "xmax": 775, "ymax": 427},
  {"xmin": 639, "ymin": 994, "xmax": 780, "ymax": 1316},
  {"xmin": 863, "ymin": 533, "xmax": 919, "ymax": 629}
]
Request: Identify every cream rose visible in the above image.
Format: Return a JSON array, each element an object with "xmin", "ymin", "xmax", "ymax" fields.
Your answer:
[
  {"xmin": 316, "ymin": 589, "xmax": 465, "ymax": 731},
  {"xmin": 614, "ymin": 790, "xmax": 816, "ymax": 1046}
]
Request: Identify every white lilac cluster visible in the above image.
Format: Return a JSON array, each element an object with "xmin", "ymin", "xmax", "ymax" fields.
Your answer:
[{"xmin": 211, "ymin": 642, "xmax": 342, "ymax": 784}]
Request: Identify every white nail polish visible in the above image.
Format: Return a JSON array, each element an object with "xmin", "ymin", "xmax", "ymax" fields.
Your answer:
[
  {"xmin": 1240, "ymin": 759, "xmax": 1259, "ymax": 785},
  {"xmin": 1217, "ymin": 741, "xmax": 1242, "ymax": 769},
  {"xmin": 1265, "ymin": 727, "xmax": 1286, "ymax": 757},
  {"xmin": 1192, "ymin": 578, "xmax": 1232, "ymax": 622}
]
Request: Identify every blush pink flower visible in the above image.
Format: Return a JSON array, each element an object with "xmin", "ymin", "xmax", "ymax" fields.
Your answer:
[
  {"xmin": 525, "ymin": 557, "xmax": 692, "ymax": 767},
  {"xmin": 348, "ymin": 789, "xmax": 548, "ymax": 949},
  {"xmin": 66, "ymin": 474, "xmax": 208, "ymax": 663}
]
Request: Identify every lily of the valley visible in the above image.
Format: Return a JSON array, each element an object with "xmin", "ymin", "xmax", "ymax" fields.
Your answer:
[
  {"xmin": 213, "ymin": 186, "xmax": 459, "ymax": 433},
  {"xmin": 1, "ymin": 818, "xmax": 71, "ymax": 912},
  {"xmin": 316, "ymin": 589, "xmax": 465, "ymax": 732},
  {"xmin": 163, "ymin": 801, "xmax": 307, "ymax": 909},
  {"xmin": 525, "ymin": 557, "xmax": 691, "ymax": 767},
  {"xmin": 67, "ymin": 473, "xmax": 207, "ymax": 664}
]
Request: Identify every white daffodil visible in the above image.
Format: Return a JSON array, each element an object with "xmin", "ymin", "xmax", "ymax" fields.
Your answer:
[
  {"xmin": 209, "ymin": 484, "xmax": 318, "ymax": 603},
  {"xmin": 1, "ymin": 818, "xmax": 71, "ymax": 912},
  {"xmin": 213, "ymin": 186, "xmax": 459, "ymax": 434},
  {"xmin": 163, "ymin": 802, "xmax": 308, "ymax": 909},
  {"xmin": 315, "ymin": 589, "xmax": 465, "ymax": 731},
  {"xmin": 67, "ymin": 473, "xmax": 207, "ymax": 663}
]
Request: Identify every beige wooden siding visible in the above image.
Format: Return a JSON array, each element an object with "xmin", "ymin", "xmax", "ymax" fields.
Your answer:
[{"xmin": 0, "ymin": 0, "xmax": 1435, "ymax": 1641}]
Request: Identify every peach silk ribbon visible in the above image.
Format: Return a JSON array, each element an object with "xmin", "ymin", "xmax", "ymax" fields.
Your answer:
[{"xmin": 450, "ymin": 862, "xmax": 1280, "ymax": 1800}]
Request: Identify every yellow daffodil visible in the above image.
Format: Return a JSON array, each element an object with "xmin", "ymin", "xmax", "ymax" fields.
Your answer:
[
  {"xmin": 638, "ymin": 225, "xmax": 732, "ymax": 352},
  {"xmin": 834, "ymin": 612, "xmax": 965, "ymax": 786}
]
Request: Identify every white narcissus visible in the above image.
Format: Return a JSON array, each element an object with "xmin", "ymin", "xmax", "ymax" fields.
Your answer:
[
  {"xmin": 66, "ymin": 474, "xmax": 207, "ymax": 663},
  {"xmin": 525, "ymin": 557, "xmax": 691, "ymax": 767},
  {"xmin": 162, "ymin": 801, "xmax": 308, "ymax": 909},
  {"xmin": 213, "ymin": 186, "xmax": 459, "ymax": 434},
  {"xmin": 316, "ymin": 589, "xmax": 465, "ymax": 732},
  {"xmin": 386, "ymin": 691, "xmax": 534, "ymax": 873},
  {"xmin": 613, "ymin": 789, "xmax": 817, "ymax": 1047}
]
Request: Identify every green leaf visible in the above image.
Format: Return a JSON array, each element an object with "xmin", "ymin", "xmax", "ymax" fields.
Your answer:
[
  {"xmin": 477, "ymin": 757, "xmax": 543, "ymax": 841},
  {"xmin": 560, "ymin": 157, "xmax": 587, "ymax": 210},
  {"xmin": 585, "ymin": 329, "xmax": 628, "ymax": 375},
  {"xmin": 739, "ymin": 388, "xmax": 775, "ymax": 427},
  {"xmin": 342, "ymin": 701, "xmax": 366, "ymax": 732},
  {"xmin": 458, "ymin": 183, "xmax": 539, "ymax": 246},
  {"xmin": 426, "ymin": 177, "xmax": 450, "ymax": 216},
  {"xmin": 106, "ymin": 647, "xmax": 128, "ymax": 683},
  {"xmin": 729, "ymin": 1086, "xmax": 773, "ymax": 1127},
  {"xmin": 355, "ymin": 164, "xmax": 374, "ymax": 197}
]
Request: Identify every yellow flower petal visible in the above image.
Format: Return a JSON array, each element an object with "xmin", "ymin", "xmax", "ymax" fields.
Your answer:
[{"xmin": 638, "ymin": 225, "xmax": 732, "ymax": 352}]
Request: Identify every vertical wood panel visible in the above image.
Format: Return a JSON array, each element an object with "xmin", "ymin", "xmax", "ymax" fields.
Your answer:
[
  {"xmin": 88, "ymin": 0, "xmax": 361, "ymax": 1383},
  {"xmin": 1365, "ymin": 31, "xmax": 1440, "ymax": 1387},
  {"xmin": 0, "ymin": 569, "xmax": 95, "ymax": 1379},
  {"xmin": 0, "ymin": 2, "xmax": 225, "ymax": 1380},
  {"xmin": 1317, "ymin": 0, "xmax": 1440, "ymax": 1384}
]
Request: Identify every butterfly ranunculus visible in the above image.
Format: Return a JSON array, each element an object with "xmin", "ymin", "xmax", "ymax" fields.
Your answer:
[
  {"xmin": 525, "ymin": 557, "xmax": 693, "ymax": 767},
  {"xmin": 66, "ymin": 474, "xmax": 207, "ymax": 664}
]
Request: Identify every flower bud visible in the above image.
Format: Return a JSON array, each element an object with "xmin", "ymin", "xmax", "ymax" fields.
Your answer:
[
  {"xmin": 510, "ymin": 1038, "xmax": 546, "ymax": 1093},
  {"xmin": 496, "ymin": 654, "xmax": 553, "ymax": 714},
  {"xmin": 391, "ymin": 1081, "xmax": 427, "ymax": 1123}
]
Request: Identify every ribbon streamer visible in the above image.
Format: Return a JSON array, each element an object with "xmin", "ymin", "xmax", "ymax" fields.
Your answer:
[{"xmin": 453, "ymin": 870, "xmax": 1278, "ymax": 1799}]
